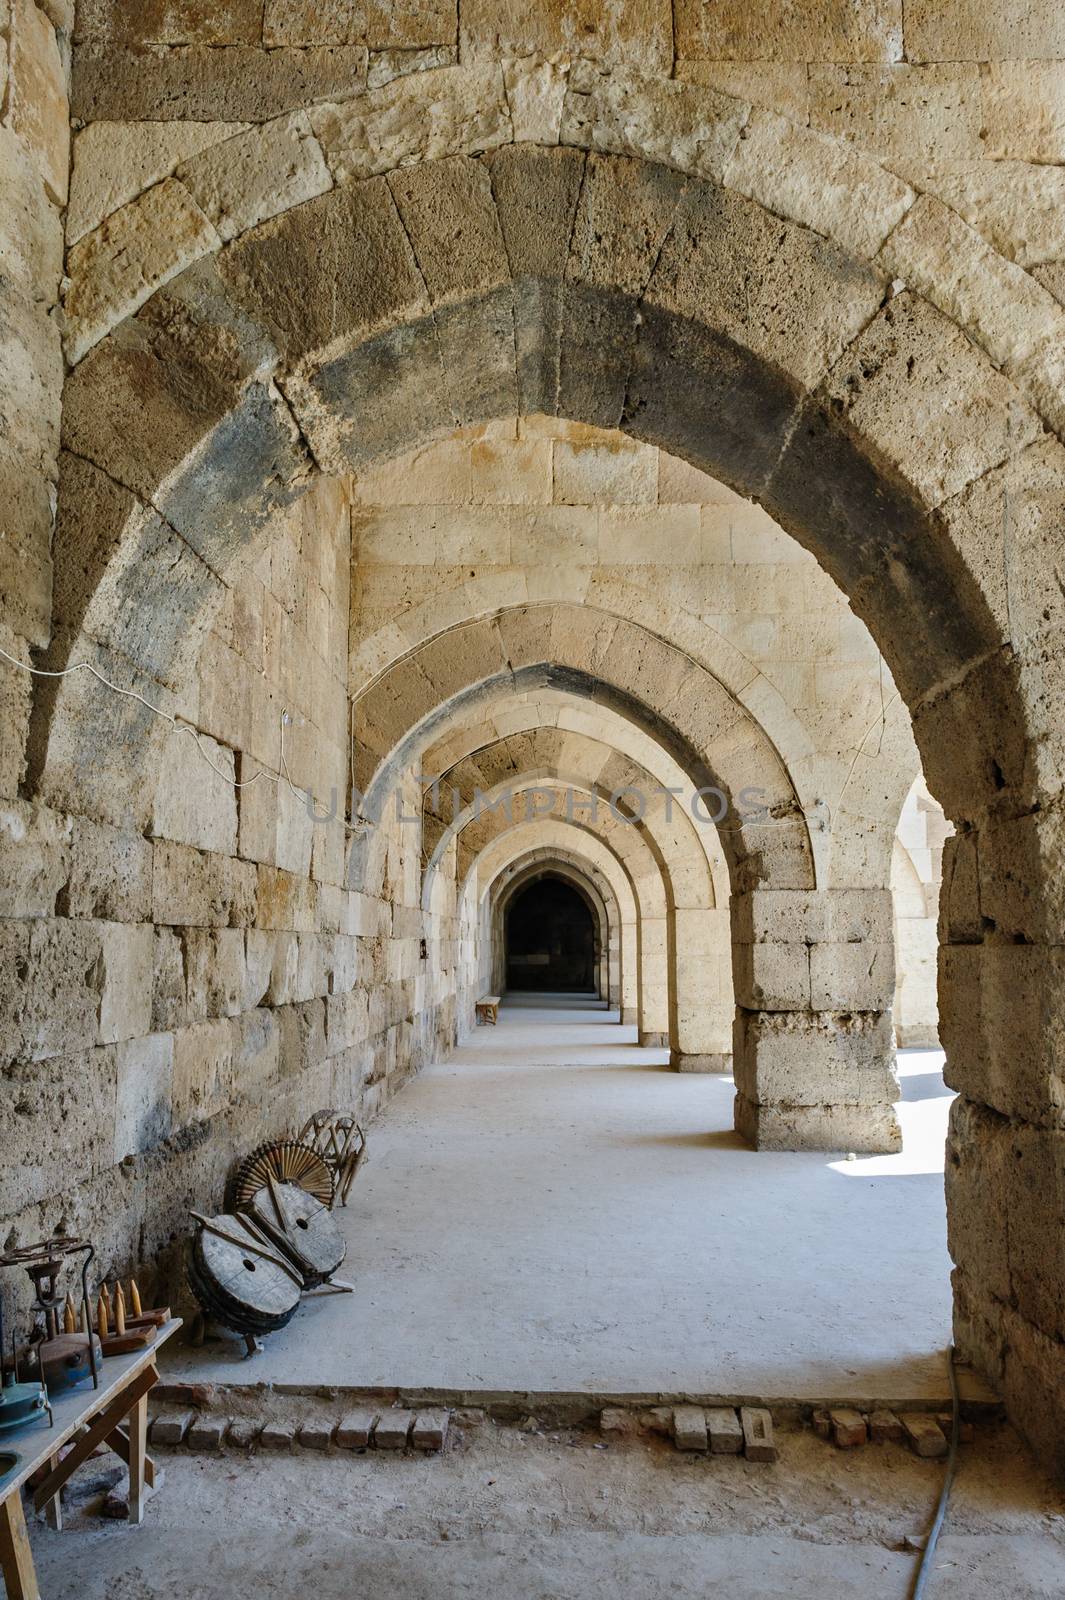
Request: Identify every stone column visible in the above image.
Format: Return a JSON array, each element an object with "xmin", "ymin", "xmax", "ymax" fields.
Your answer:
[
  {"xmin": 671, "ymin": 905, "xmax": 733, "ymax": 1071},
  {"xmin": 731, "ymin": 889, "xmax": 900, "ymax": 1152},
  {"xmin": 939, "ymin": 820, "xmax": 1065, "ymax": 1476}
]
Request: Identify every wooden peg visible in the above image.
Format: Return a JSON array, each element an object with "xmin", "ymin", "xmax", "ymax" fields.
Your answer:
[
  {"xmin": 113, "ymin": 1281, "xmax": 126, "ymax": 1336},
  {"xmin": 129, "ymin": 1278, "xmax": 142, "ymax": 1317},
  {"xmin": 97, "ymin": 1290, "xmax": 110, "ymax": 1338},
  {"xmin": 63, "ymin": 1293, "xmax": 77, "ymax": 1334}
]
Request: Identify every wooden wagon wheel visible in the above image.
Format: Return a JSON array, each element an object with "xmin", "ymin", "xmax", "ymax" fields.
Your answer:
[
  {"xmin": 243, "ymin": 1180, "xmax": 346, "ymax": 1288},
  {"xmin": 229, "ymin": 1140, "xmax": 333, "ymax": 1210},
  {"xmin": 187, "ymin": 1213, "xmax": 302, "ymax": 1338}
]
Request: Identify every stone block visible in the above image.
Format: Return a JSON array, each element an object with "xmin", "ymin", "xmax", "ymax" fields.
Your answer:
[
  {"xmin": 0, "ymin": 801, "xmax": 70, "ymax": 917},
  {"xmin": 275, "ymin": 780, "xmax": 315, "ymax": 877},
  {"xmin": 675, "ymin": 0, "xmax": 901, "ymax": 62},
  {"xmin": 172, "ymin": 1017, "xmax": 237, "ymax": 1125},
  {"xmin": 233, "ymin": 1007, "xmax": 280, "ymax": 1102},
  {"xmin": 226, "ymin": 1419, "xmax": 260, "ymax": 1448},
  {"xmin": 372, "ymin": 1409, "xmax": 412, "ymax": 1449},
  {"xmin": 734, "ymin": 1008, "xmax": 898, "ymax": 1108},
  {"xmin": 410, "ymin": 1409, "xmax": 449, "ymax": 1450},
  {"xmin": 150, "ymin": 1411, "xmax": 193, "ymax": 1445},
  {"xmin": 0, "ymin": 122, "xmax": 63, "ymax": 302},
  {"xmin": 980, "ymin": 62, "xmax": 1065, "ymax": 164},
  {"xmin": 464, "ymin": 0, "xmax": 670, "ymax": 72},
  {"xmin": 259, "ymin": 1421, "xmax": 295, "ymax": 1450},
  {"xmin": 183, "ymin": 927, "xmax": 246, "ymax": 1018},
  {"xmin": 808, "ymin": 940, "xmax": 895, "ymax": 1012},
  {"xmin": 868, "ymin": 1410, "xmax": 904, "ymax": 1444},
  {"xmin": 900, "ymin": 1414, "xmax": 948, "ymax": 1458},
  {"xmin": 187, "ymin": 1417, "xmax": 226, "ymax": 1451},
  {"xmin": 63, "ymin": 817, "xmax": 152, "ymax": 922},
  {"xmin": 0, "ymin": 1045, "xmax": 116, "ymax": 1215},
  {"xmin": 336, "ymin": 1408, "xmax": 378, "ymax": 1449},
  {"xmin": 265, "ymin": 0, "xmax": 455, "ymax": 48},
  {"xmin": 74, "ymin": 0, "xmax": 263, "ymax": 46},
  {"xmin": 8, "ymin": 0, "xmax": 68, "ymax": 205},
  {"xmin": 153, "ymin": 841, "xmax": 240, "ymax": 929},
  {"xmin": 848, "ymin": 295, "xmax": 1042, "ymax": 509},
  {"xmin": 740, "ymin": 1407, "xmax": 777, "ymax": 1463},
  {"xmin": 308, "ymin": 64, "xmax": 511, "ymax": 185},
  {"xmin": 722, "ymin": 109, "xmax": 913, "ymax": 259},
  {"xmin": 113, "ymin": 1032, "xmax": 174, "ymax": 1160},
  {"xmin": 72, "ymin": 43, "xmax": 370, "ymax": 123},
  {"xmin": 177, "ymin": 112, "xmax": 332, "ymax": 243},
  {"xmin": 735, "ymin": 1091, "xmax": 902, "ymax": 1154},
  {"xmin": 829, "ymin": 1408, "xmax": 867, "ymax": 1448},
  {"xmin": 908, "ymin": 160, "xmax": 1065, "ymax": 271},
  {"xmin": 64, "ymin": 179, "xmax": 221, "ymax": 365},
  {"xmin": 706, "ymin": 1407, "xmax": 743, "ymax": 1454},
  {"xmin": 151, "ymin": 730, "xmax": 238, "ymax": 856},
  {"xmin": 732, "ymin": 940, "xmax": 810, "ymax": 1010},
  {"xmin": 553, "ymin": 438, "xmax": 657, "ymax": 506},
  {"xmin": 67, "ymin": 120, "xmax": 251, "ymax": 245},
  {"xmin": 672, "ymin": 1405, "xmax": 707, "ymax": 1451},
  {"xmin": 560, "ymin": 61, "xmax": 747, "ymax": 186},
  {"xmin": 907, "ymin": 2, "xmax": 1065, "ymax": 63},
  {"xmin": 809, "ymin": 63, "xmax": 984, "ymax": 164},
  {"xmin": 298, "ymin": 1420, "xmax": 334, "ymax": 1450},
  {"xmin": 503, "ymin": 55, "xmax": 567, "ymax": 144}
]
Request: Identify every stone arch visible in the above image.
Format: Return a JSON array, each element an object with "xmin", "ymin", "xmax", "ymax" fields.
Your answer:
[
  {"xmin": 34, "ymin": 142, "xmax": 1065, "ymax": 1458},
  {"xmin": 492, "ymin": 861, "xmax": 613, "ymax": 1004},
  {"xmin": 462, "ymin": 818, "xmax": 644, "ymax": 1036}
]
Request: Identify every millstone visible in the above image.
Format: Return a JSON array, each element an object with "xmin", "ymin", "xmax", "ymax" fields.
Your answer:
[{"xmin": 244, "ymin": 1182, "xmax": 346, "ymax": 1288}]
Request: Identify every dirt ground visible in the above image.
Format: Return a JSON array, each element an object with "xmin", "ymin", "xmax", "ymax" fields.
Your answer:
[{"xmin": 28, "ymin": 1413, "xmax": 1065, "ymax": 1599}]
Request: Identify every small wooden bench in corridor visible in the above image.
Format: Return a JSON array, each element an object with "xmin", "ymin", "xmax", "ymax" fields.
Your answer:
[{"xmin": 475, "ymin": 996, "xmax": 501, "ymax": 1026}]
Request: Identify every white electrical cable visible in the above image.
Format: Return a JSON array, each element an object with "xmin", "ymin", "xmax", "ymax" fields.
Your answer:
[
  {"xmin": 0, "ymin": 641, "xmax": 370, "ymax": 831},
  {"xmin": 910, "ymin": 1346, "xmax": 962, "ymax": 1600}
]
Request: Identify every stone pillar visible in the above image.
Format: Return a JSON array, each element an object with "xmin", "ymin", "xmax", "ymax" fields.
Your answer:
[
  {"xmin": 939, "ymin": 820, "xmax": 1065, "ymax": 1477},
  {"xmin": 732, "ymin": 889, "xmax": 900, "ymax": 1151},
  {"xmin": 671, "ymin": 905, "xmax": 733, "ymax": 1072}
]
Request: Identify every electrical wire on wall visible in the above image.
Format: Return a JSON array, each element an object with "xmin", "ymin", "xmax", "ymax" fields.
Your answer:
[{"xmin": 0, "ymin": 642, "xmax": 371, "ymax": 833}]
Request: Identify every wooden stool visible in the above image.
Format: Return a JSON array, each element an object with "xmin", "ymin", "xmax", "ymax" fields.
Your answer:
[{"xmin": 475, "ymin": 996, "xmax": 500, "ymax": 1025}]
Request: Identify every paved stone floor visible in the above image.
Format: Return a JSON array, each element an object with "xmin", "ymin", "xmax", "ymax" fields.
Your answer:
[{"xmin": 168, "ymin": 999, "xmax": 959, "ymax": 1403}]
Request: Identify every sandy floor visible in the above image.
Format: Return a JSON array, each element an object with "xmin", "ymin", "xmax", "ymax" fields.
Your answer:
[
  {"xmin": 27, "ymin": 1413, "xmax": 1065, "ymax": 1600},
  {"xmin": 167, "ymin": 1001, "xmax": 960, "ymax": 1403}
]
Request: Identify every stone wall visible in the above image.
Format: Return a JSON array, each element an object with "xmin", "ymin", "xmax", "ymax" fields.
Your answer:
[{"xmin": 892, "ymin": 778, "xmax": 951, "ymax": 1049}]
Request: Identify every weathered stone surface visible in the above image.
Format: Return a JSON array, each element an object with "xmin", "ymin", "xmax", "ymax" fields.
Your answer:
[
  {"xmin": 734, "ymin": 1008, "xmax": 898, "ymax": 1109},
  {"xmin": 560, "ymin": 61, "xmax": 748, "ymax": 186},
  {"xmin": 706, "ymin": 1407, "xmax": 743, "ymax": 1454},
  {"xmin": 308, "ymin": 63, "xmax": 511, "ymax": 184},
  {"xmin": 72, "ymin": 44, "xmax": 370, "ymax": 123},
  {"xmin": 672, "ymin": 1405, "xmax": 707, "ymax": 1451},
  {"xmin": 881, "ymin": 194, "xmax": 1065, "ymax": 373},
  {"xmin": 463, "ymin": 0, "xmax": 671, "ymax": 72},
  {"xmin": 74, "ymin": 0, "xmax": 262, "ymax": 45},
  {"xmin": 151, "ymin": 731, "xmax": 238, "ymax": 856},
  {"xmin": 646, "ymin": 174, "xmax": 886, "ymax": 391},
  {"xmin": 900, "ymin": 1413, "xmax": 948, "ymax": 1458},
  {"xmin": 172, "ymin": 1017, "xmax": 237, "ymax": 1124},
  {"xmin": 336, "ymin": 1408, "xmax": 378, "ymax": 1448},
  {"xmin": 906, "ymin": 1, "xmax": 1065, "ymax": 62},
  {"xmin": 372, "ymin": 1409, "xmax": 412, "ymax": 1448},
  {"xmin": 0, "ymin": 122, "xmax": 64, "ymax": 294},
  {"xmin": 63, "ymin": 816, "xmax": 153, "ymax": 922},
  {"xmin": 187, "ymin": 1416, "xmax": 227, "ymax": 1450},
  {"xmin": 97, "ymin": 921, "xmax": 153, "ymax": 1043},
  {"xmin": 830, "ymin": 1408, "xmax": 867, "ymax": 1448},
  {"xmin": 150, "ymin": 1411, "xmax": 193, "ymax": 1445},
  {"xmin": 0, "ymin": 801, "xmax": 70, "ymax": 917},
  {"xmin": 177, "ymin": 113, "xmax": 332, "ymax": 243},
  {"xmin": 368, "ymin": 44, "xmax": 456, "ymax": 91},
  {"xmin": 297, "ymin": 1419, "xmax": 334, "ymax": 1450},
  {"xmin": 8, "ymin": 0, "xmax": 68, "ymax": 204},
  {"xmin": 676, "ymin": 0, "xmax": 902, "ymax": 63},
  {"xmin": 722, "ymin": 109, "xmax": 913, "ymax": 259},
  {"xmin": 67, "ymin": 120, "xmax": 250, "ymax": 245},
  {"xmin": 905, "ymin": 162, "xmax": 1065, "ymax": 270},
  {"xmin": 65, "ymin": 179, "xmax": 221, "ymax": 365},
  {"xmin": 411, "ymin": 1409, "xmax": 449, "ymax": 1450},
  {"xmin": 259, "ymin": 1421, "xmax": 295, "ymax": 1450},
  {"xmin": 265, "ymin": 0, "xmax": 456, "ymax": 48},
  {"xmin": 809, "ymin": 63, "xmax": 984, "ymax": 163},
  {"xmin": 503, "ymin": 55, "xmax": 567, "ymax": 145},
  {"xmin": 114, "ymin": 1032, "xmax": 174, "ymax": 1160},
  {"xmin": 980, "ymin": 62, "xmax": 1065, "ymax": 163},
  {"xmin": 0, "ymin": 1045, "xmax": 116, "ymax": 1215},
  {"xmin": 819, "ymin": 294, "xmax": 1041, "ymax": 508},
  {"xmin": 740, "ymin": 1407, "xmax": 777, "ymax": 1462}
]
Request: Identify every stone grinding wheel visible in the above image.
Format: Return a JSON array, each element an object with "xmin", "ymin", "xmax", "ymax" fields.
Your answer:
[
  {"xmin": 187, "ymin": 1216, "xmax": 301, "ymax": 1336},
  {"xmin": 245, "ymin": 1182, "xmax": 346, "ymax": 1288},
  {"xmin": 229, "ymin": 1139, "xmax": 333, "ymax": 1211}
]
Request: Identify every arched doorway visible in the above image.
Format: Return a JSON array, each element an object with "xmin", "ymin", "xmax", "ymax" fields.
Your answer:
[{"xmin": 505, "ymin": 873, "xmax": 598, "ymax": 994}]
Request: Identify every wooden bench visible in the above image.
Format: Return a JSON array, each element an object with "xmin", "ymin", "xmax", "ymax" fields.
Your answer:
[
  {"xmin": 0, "ymin": 1318, "xmax": 181, "ymax": 1599},
  {"xmin": 475, "ymin": 996, "xmax": 501, "ymax": 1026}
]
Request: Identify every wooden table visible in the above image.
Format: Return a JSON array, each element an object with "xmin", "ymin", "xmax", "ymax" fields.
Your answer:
[
  {"xmin": 475, "ymin": 996, "xmax": 500, "ymax": 1025},
  {"xmin": 0, "ymin": 1318, "xmax": 181, "ymax": 1600}
]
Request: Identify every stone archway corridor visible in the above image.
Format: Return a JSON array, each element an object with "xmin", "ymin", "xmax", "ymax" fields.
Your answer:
[
  {"xmin": 169, "ymin": 998, "xmax": 958, "ymax": 1402},
  {"xmin": 5, "ymin": 1, "xmax": 1065, "ymax": 1593}
]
